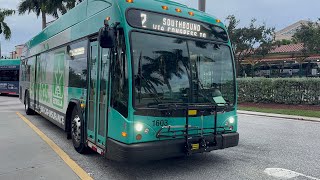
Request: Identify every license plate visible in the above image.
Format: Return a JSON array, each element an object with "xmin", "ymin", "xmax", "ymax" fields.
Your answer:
[{"xmin": 191, "ymin": 143, "xmax": 200, "ymax": 150}]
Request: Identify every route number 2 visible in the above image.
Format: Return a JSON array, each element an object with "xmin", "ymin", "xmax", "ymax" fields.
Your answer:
[{"xmin": 141, "ymin": 13, "xmax": 147, "ymax": 28}]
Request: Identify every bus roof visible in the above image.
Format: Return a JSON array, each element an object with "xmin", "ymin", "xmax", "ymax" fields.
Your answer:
[
  {"xmin": 0, "ymin": 59, "xmax": 20, "ymax": 66},
  {"xmin": 24, "ymin": 0, "xmax": 226, "ymax": 53}
]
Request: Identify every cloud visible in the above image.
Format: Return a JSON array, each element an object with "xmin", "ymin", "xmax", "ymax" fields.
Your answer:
[
  {"xmin": 0, "ymin": 0, "xmax": 53, "ymax": 56},
  {"xmin": 175, "ymin": 0, "xmax": 320, "ymax": 29},
  {"xmin": 1, "ymin": 0, "xmax": 320, "ymax": 57}
]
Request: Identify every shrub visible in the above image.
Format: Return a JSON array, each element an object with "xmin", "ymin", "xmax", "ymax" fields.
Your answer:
[{"xmin": 237, "ymin": 78, "xmax": 320, "ymax": 105}]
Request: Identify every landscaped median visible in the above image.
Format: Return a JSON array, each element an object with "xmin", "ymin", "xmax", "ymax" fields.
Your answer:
[
  {"xmin": 238, "ymin": 103, "xmax": 320, "ymax": 118},
  {"xmin": 237, "ymin": 78, "xmax": 320, "ymax": 119}
]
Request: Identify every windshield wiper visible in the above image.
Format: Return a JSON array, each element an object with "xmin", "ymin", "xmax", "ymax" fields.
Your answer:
[
  {"xmin": 192, "ymin": 56, "xmax": 229, "ymax": 107},
  {"xmin": 147, "ymin": 103, "xmax": 188, "ymax": 110}
]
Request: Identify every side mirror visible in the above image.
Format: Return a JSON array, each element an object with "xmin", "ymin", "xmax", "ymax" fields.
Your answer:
[{"xmin": 98, "ymin": 27, "xmax": 115, "ymax": 48}]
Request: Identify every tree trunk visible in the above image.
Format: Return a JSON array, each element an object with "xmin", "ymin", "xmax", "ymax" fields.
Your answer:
[
  {"xmin": 164, "ymin": 78, "xmax": 172, "ymax": 97},
  {"xmin": 299, "ymin": 62, "xmax": 302, "ymax": 78},
  {"xmin": 41, "ymin": 11, "xmax": 47, "ymax": 30},
  {"xmin": 236, "ymin": 58, "xmax": 240, "ymax": 78},
  {"xmin": 251, "ymin": 64, "xmax": 254, "ymax": 78}
]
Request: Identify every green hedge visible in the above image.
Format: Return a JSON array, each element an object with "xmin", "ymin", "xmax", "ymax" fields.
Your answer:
[{"xmin": 237, "ymin": 78, "xmax": 320, "ymax": 105}]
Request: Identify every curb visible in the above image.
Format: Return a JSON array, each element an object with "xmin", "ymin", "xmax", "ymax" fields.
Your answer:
[{"xmin": 237, "ymin": 110, "xmax": 320, "ymax": 123}]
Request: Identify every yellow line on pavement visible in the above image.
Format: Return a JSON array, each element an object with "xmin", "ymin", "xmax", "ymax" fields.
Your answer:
[{"xmin": 16, "ymin": 112, "xmax": 93, "ymax": 180}]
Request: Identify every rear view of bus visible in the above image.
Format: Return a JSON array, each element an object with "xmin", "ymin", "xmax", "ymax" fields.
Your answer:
[{"xmin": 0, "ymin": 59, "xmax": 20, "ymax": 95}]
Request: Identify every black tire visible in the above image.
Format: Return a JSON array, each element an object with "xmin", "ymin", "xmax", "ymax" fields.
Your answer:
[
  {"xmin": 71, "ymin": 107, "xmax": 88, "ymax": 154},
  {"xmin": 25, "ymin": 92, "xmax": 35, "ymax": 115}
]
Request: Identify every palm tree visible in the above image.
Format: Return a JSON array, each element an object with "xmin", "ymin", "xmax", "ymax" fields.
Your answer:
[
  {"xmin": 64, "ymin": 0, "xmax": 83, "ymax": 10},
  {"xmin": 0, "ymin": 9, "xmax": 15, "ymax": 40},
  {"xmin": 18, "ymin": 0, "xmax": 72, "ymax": 30},
  {"xmin": 143, "ymin": 49, "xmax": 188, "ymax": 96}
]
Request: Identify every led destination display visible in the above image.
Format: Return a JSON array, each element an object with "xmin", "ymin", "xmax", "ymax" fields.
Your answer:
[{"xmin": 126, "ymin": 9, "xmax": 228, "ymax": 42}]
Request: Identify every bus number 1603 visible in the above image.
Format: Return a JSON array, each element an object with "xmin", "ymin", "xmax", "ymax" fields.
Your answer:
[{"xmin": 152, "ymin": 120, "xmax": 168, "ymax": 127}]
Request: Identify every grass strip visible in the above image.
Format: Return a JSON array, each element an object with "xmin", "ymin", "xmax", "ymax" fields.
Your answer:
[{"xmin": 238, "ymin": 106, "xmax": 320, "ymax": 118}]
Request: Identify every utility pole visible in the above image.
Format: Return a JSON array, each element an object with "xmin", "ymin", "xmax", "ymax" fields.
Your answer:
[{"xmin": 198, "ymin": 0, "xmax": 206, "ymax": 12}]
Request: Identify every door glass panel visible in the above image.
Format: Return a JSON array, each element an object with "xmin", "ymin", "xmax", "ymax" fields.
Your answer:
[
  {"xmin": 88, "ymin": 43, "xmax": 98, "ymax": 133},
  {"xmin": 98, "ymin": 48, "xmax": 110, "ymax": 136}
]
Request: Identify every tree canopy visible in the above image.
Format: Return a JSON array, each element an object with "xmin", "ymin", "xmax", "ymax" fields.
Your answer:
[
  {"xmin": 0, "ymin": 9, "xmax": 15, "ymax": 40},
  {"xmin": 18, "ymin": 0, "xmax": 82, "ymax": 29},
  {"xmin": 293, "ymin": 19, "xmax": 320, "ymax": 54},
  {"xmin": 225, "ymin": 15, "xmax": 275, "ymax": 77}
]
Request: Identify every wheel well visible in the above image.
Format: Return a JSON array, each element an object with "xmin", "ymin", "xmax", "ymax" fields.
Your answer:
[{"xmin": 65, "ymin": 102, "xmax": 77, "ymax": 133}]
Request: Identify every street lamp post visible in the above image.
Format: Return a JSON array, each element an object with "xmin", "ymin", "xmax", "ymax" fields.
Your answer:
[{"xmin": 198, "ymin": 0, "xmax": 206, "ymax": 12}]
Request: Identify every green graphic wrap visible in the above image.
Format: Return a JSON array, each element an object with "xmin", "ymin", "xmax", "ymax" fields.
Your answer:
[{"xmin": 52, "ymin": 53, "xmax": 65, "ymax": 109}]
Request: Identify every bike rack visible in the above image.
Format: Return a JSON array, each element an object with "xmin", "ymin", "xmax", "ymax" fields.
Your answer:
[{"xmin": 154, "ymin": 103, "xmax": 230, "ymax": 155}]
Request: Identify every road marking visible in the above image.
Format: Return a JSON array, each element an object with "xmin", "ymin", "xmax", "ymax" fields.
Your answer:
[
  {"xmin": 16, "ymin": 112, "xmax": 93, "ymax": 180},
  {"xmin": 264, "ymin": 168, "xmax": 320, "ymax": 180}
]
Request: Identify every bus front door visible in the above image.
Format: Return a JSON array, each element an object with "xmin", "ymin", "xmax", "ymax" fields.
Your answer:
[{"xmin": 87, "ymin": 40, "xmax": 109, "ymax": 149}]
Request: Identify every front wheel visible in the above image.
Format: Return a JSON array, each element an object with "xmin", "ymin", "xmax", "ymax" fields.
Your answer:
[{"xmin": 71, "ymin": 107, "xmax": 88, "ymax": 154}]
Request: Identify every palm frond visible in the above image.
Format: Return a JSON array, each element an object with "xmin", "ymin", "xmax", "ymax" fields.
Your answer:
[
  {"xmin": 18, "ymin": 0, "xmax": 36, "ymax": 15},
  {"xmin": 0, "ymin": 9, "xmax": 15, "ymax": 16},
  {"xmin": 2, "ymin": 21, "xmax": 11, "ymax": 40}
]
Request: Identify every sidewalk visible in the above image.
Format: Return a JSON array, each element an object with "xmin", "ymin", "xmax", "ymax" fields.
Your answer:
[
  {"xmin": 0, "ymin": 112, "xmax": 80, "ymax": 180},
  {"xmin": 238, "ymin": 110, "xmax": 320, "ymax": 122}
]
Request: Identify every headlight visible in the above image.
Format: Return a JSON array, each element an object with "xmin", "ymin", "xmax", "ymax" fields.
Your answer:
[
  {"xmin": 228, "ymin": 117, "xmax": 235, "ymax": 124},
  {"xmin": 135, "ymin": 123, "xmax": 143, "ymax": 132}
]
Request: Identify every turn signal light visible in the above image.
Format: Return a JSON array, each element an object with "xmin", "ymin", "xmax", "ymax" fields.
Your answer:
[
  {"xmin": 216, "ymin": 19, "xmax": 221, "ymax": 23},
  {"xmin": 175, "ymin": 8, "xmax": 182, "ymax": 13},
  {"xmin": 122, "ymin": 132, "xmax": 127, "ymax": 137},
  {"xmin": 126, "ymin": 0, "xmax": 134, "ymax": 3},
  {"xmin": 162, "ymin": 6, "xmax": 169, "ymax": 10}
]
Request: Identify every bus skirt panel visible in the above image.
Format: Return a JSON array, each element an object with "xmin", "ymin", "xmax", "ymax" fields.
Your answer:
[{"xmin": 106, "ymin": 132, "xmax": 239, "ymax": 162}]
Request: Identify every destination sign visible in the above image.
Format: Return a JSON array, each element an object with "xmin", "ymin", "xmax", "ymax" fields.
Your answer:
[
  {"xmin": 0, "ymin": 65, "xmax": 19, "ymax": 69},
  {"xmin": 126, "ymin": 9, "xmax": 228, "ymax": 42}
]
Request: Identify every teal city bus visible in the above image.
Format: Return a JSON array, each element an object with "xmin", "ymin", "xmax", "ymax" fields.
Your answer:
[
  {"xmin": 0, "ymin": 59, "xmax": 20, "ymax": 95},
  {"xmin": 20, "ymin": 0, "xmax": 239, "ymax": 161}
]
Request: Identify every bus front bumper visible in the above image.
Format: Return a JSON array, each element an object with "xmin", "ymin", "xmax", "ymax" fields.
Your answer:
[{"xmin": 106, "ymin": 132, "xmax": 239, "ymax": 162}]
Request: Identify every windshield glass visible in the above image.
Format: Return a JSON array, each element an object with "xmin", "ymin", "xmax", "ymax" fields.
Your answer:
[
  {"xmin": 0, "ymin": 70, "xmax": 19, "ymax": 81},
  {"xmin": 132, "ymin": 32, "xmax": 235, "ymax": 108}
]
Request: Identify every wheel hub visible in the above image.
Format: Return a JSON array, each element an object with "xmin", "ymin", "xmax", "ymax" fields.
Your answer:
[
  {"xmin": 72, "ymin": 115, "xmax": 81, "ymax": 144},
  {"xmin": 25, "ymin": 98, "xmax": 29, "ymax": 110}
]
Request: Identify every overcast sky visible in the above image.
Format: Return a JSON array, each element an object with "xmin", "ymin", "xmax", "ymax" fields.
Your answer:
[{"xmin": 1, "ymin": 0, "xmax": 319, "ymax": 56}]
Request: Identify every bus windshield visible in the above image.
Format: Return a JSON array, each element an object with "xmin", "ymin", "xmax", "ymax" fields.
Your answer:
[
  {"xmin": 132, "ymin": 32, "xmax": 235, "ymax": 108},
  {"xmin": 0, "ymin": 70, "xmax": 19, "ymax": 81}
]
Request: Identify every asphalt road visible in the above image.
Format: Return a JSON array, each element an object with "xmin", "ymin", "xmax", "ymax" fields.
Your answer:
[{"xmin": 1, "ymin": 95, "xmax": 320, "ymax": 180}]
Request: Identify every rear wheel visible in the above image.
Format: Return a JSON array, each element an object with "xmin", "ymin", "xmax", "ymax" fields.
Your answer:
[
  {"xmin": 71, "ymin": 107, "xmax": 88, "ymax": 154},
  {"xmin": 25, "ymin": 92, "xmax": 34, "ymax": 115}
]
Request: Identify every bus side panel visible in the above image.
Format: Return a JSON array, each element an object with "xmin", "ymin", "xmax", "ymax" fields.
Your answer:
[
  {"xmin": 33, "ymin": 48, "xmax": 68, "ymax": 129},
  {"xmin": 27, "ymin": 39, "xmax": 88, "ymax": 130}
]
